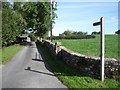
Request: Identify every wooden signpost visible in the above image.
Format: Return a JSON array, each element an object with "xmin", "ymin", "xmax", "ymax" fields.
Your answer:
[{"xmin": 93, "ymin": 17, "xmax": 105, "ymax": 81}]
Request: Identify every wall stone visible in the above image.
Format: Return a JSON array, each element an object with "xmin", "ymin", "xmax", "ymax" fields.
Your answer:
[{"xmin": 42, "ymin": 40, "xmax": 120, "ymax": 80}]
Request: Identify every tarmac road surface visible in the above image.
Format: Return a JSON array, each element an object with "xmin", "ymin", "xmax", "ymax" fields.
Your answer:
[{"xmin": 2, "ymin": 42, "xmax": 67, "ymax": 88}]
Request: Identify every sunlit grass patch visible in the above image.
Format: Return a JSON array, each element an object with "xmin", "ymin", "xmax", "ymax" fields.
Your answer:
[
  {"xmin": 54, "ymin": 35, "xmax": 118, "ymax": 58},
  {"xmin": 1, "ymin": 45, "xmax": 23, "ymax": 64}
]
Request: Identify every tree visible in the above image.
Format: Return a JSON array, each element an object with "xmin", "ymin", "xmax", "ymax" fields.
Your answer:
[
  {"xmin": 13, "ymin": 2, "xmax": 57, "ymax": 38},
  {"xmin": 91, "ymin": 31, "xmax": 100, "ymax": 35},
  {"xmin": 2, "ymin": 2, "xmax": 57, "ymax": 46},
  {"xmin": 2, "ymin": 2, "xmax": 26, "ymax": 46},
  {"xmin": 62, "ymin": 30, "xmax": 73, "ymax": 36},
  {"xmin": 73, "ymin": 31, "xmax": 87, "ymax": 35},
  {"xmin": 115, "ymin": 30, "xmax": 120, "ymax": 34},
  {"xmin": 60, "ymin": 30, "xmax": 87, "ymax": 36}
]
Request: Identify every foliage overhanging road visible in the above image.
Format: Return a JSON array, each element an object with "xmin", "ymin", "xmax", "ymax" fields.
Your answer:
[{"xmin": 2, "ymin": 42, "xmax": 67, "ymax": 88}]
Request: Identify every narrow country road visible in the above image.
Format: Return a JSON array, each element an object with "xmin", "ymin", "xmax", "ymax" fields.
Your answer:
[{"xmin": 2, "ymin": 42, "xmax": 67, "ymax": 88}]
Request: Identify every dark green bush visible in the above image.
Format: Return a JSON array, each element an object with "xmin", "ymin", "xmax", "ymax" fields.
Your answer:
[{"xmin": 46, "ymin": 35, "xmax": 96, "ymax": 40}]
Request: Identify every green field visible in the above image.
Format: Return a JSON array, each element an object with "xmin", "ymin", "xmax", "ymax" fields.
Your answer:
[
  {"xmin": 54, "ymin": 35, "xmax": 118, "ymax": 59},
  {"xmin": 0, "ymin": 45, "xmax": 23, "ymax": 64},
  {"xmin": 36, "ymin": 41, "xmax": 120, "ymax": 88}
]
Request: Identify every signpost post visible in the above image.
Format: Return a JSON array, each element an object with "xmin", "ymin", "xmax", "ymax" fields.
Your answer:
[
  {"xmin": 93, "ymin": 17, "xmax": 105, "ymax": 81},
  {"xmin": 50, "ymin": 0, "xmax": 56, "ymax": 42},
  {"xmin": 50, "ymin": 0, "xmax": 53, "ymax": 42}
]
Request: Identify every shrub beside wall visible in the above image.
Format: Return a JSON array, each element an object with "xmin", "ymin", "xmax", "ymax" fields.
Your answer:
[
  {"xmin": 40, "ymin": 40, "xmax": 120, "ymax": 80},
  {"xmin": 46, "ymin": 35, "xmax": 95, "ymax": 40}
]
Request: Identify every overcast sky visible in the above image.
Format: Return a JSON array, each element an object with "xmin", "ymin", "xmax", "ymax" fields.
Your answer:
[{"xmin": 52, "ymin": 2, "xmax": 118, "ymax": 36}]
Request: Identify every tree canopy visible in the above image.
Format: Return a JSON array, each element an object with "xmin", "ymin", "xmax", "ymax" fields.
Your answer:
[
  {"xmin": 13, "ymin": 2, "xmax": 57, "ymax": 37},
  {"xmin": 59, "ymin": 30, "xmax": 87, "ymax": 36},
  {"xmin": 2, "ymin": 2, "xmax": 26, "ymax": 46},
  {"xmin": 91, "ymin": 31, "xmax": 100, "ymax": 35},
  {"xmin": 2, "ymin": 2, "xmax": 57, "ymax": 46}
]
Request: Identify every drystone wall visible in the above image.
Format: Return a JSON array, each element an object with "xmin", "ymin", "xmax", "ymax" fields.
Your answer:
[{"xmin": 42, "ymin": 40, "xmax": 120, "ymax": 79}]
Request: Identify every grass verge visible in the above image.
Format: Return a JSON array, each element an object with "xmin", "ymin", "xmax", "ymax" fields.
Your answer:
[
  {"xmin": 1, "ymin": 45, "xmax": 23, "ymax": 64},
  {"xmin": 36, "ymin": 41, "xmax": 120, "ymax": 89}
]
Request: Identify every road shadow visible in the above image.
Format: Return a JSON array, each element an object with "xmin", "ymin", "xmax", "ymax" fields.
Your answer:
[
  {"xmin": 35, "ymin": 43, "xmax": 54, "ymax": 73},
  {"xmin": 24, "ymin": 66, "xmax": 90, "ymax": 77},
  {"xmin": 27, "ymin": 42, "xmax": 37, "ymax": 48},
  {"xmin": 24, "ymin": 67, "xmax": 54, "ymax": 76},
  {"xmin": 35, "ymin": 41, "xmax": 99, "ymax": 80},
  {"xmin": 32, "ymin": 59, "xmax": 44, "ymax": 62},
  {"xmin": 24, "ymin": 41, "xmax": 55, "ymax": 77},
  {"xmin": 30, "ymin": 46, "xmax": 37, "ymax": 48},
  {"xmin": 20, "ymin": 41, "xmax": 33, "ymax": 46}
]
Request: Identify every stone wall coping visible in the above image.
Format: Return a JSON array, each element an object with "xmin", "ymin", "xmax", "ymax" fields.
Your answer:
[
  {"xmin": 43, "ymin": 40, "xmax": 120, "ymax": 79},
  {"xmin": 60, "ymin": 45, "xmax": 118, "ymax": 62},
  {"xmin": 55, "ymin": 42, "xmax": 61, "ymax": 46}
]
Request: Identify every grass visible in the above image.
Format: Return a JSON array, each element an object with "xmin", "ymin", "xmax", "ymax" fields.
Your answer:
[
  {"xmin": 0, "ymin": 45, "xmax": 23, "ymax": 64},
  {"xmin": 36, "ymin": 41, "xmax": 120, "ymax": 88},
  {"xmin": 54, "ymin": 35, "xmax": 118, "ymax": 59}
]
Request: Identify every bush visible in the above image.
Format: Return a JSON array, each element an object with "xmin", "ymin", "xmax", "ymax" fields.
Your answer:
[{"xmin": 46, "ymin": 35, "xmax": 96, "ymax": 40}]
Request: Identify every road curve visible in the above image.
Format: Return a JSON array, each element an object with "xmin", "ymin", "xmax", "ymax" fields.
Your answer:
[{"xmin": 2, "ymin": 42, "xmax": 67, "ymax": 88}]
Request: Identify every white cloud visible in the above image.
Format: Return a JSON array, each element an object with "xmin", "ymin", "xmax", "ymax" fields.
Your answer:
[
  {"xmin": 52, "ymin": 27, "xmax": 59, "ymax": 36},
  {"xmin": 57, "ymin": 0, "xmax": 119, "ymax": 2},
  {"xmin": 58, "ymin": 3, "xmax": 116, "ymax": 9},
  {"xmin": 53, "ymin": 20, "xmax": 95, "ymax": 35},
  {"xmin": 58, "ymin": 4, "xmax": 96, "ymax": 9},
  {"xmin": 110, "ymin": 17, "xmax": 117, "ymax": 21},
  {"xmin": 56, "ymin": 20, "xmax": 94, "ymax": 26},
  {"xmin": 105, "ymin": 16, "xmax": 118, "ymax": 24},
  {"xmin": 3, "ymin": 0, "xmax": 119, "ymax": 2}
]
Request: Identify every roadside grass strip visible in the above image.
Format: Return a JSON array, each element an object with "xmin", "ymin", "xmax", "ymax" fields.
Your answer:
[{"xmin": 1, "ymin": 45, "xmax": 23, "ymax": 64}]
